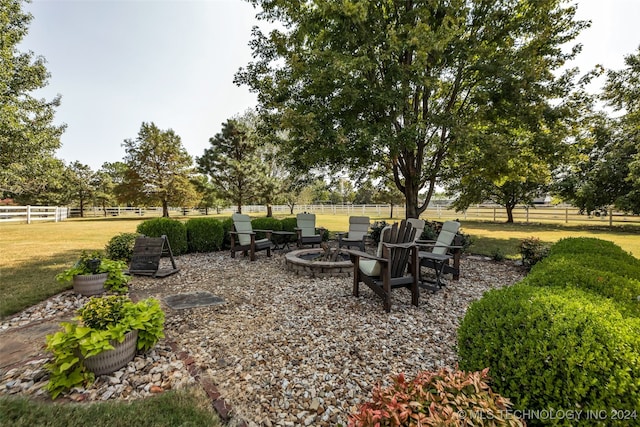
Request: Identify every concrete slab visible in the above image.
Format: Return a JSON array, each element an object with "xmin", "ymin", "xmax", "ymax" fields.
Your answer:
[{"xmin": 163, "ymin": 291, "xmax": 224, "ymax": 310}]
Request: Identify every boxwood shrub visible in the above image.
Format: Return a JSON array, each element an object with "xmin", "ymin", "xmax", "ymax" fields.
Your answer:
[
  {"xmin": 185, "ymin": 218, "xmax": 224, "ymax": 253},
  {"xmin": 251, "ymin": 217, "xmax": 283, "ymax": 241},
  {"xmin": 136, "ymin": 218, "xmax": 188, "ymax": 255},
  {"xmin": 280, "ymin": 217, "xmax": 298, "ymax": 232},
  {"xmin": 458, "ymin": 284, "xmax": 640, "ymax": 424},
  {"xmin": 104, "ymin": 232, "xmax": 141, "ymax": 262},
  {"xmin": 522, "ymin": 256, "xmax": 640, "ymax": 318},
  {"xmin": 220, "ymin": 216, "xmax": 234, "ymax": 249}
]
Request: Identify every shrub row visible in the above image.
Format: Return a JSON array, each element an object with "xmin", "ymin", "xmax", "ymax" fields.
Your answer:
[
  {"xmin": 458, "ymin": 237, "xmax": 640, "ymax": 426},
  {"xmin": 122, "ymin": 216, "xmax": 324, "ymax": 260}
]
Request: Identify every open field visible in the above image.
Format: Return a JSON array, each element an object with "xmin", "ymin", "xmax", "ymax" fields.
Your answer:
[{"xmin": 2, "ymin": 213, "xmax": 640, "ymax": 318}]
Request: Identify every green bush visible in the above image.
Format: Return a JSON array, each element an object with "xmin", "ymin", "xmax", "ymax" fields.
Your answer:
[
  {"xmin": 251, "ymin": 217, "xmax": 283, "ymax": 240},
  {"xmin": 105, "ymin": 232, "xmax": 140, "ymax": 262},
  {"xmin": 523, "ymin": 256, "xmax": 640, "ymax": 318},
  {"xmin": 349, "ymin": 368, "xmax": 524, "ymax": 426},
  {"xmin": 519, "ymin": 236, "xmax": 549, "ymax": 269},
  {"xmin": 136, "ymin": 218, "xmax": 187, "ymax": 255},
  {"xmin": 280, "ymin": 217, "xmax": 298, "ymax": 232},
  {"xmin": 220, "ymin": 217, "xmax": 234, "ymax": 249},
  {"xmin": 458, "ymin": 284, "xmax": 640, "ymax": 425},
  {"xmin": 185, "ymin": 218, "xmax": 224, "ymax": 253}
]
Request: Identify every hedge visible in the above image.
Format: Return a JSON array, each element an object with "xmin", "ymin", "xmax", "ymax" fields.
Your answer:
[
  {"xmin": 458, "ymin": 284, "xmax": 640, "ymax": 425},
  {"xmin": 458, "ymin": 238, "xmax": 640, "ymax": 426},
  {"xmin": 136, "ymin": 218, "xmax": 188, "ymax": 255},
  {"xmin": 185, "ymin": 218, "xmax": 224, "ymax": 253}
]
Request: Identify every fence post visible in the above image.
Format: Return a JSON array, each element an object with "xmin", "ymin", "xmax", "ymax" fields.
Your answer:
[
  {"xmin": 610, "ymin": 210, "xmax": 613, "ymax": 227},
  {"xmin": 27, "ymin": 205, "xmax": 31, "ymax": 224}
]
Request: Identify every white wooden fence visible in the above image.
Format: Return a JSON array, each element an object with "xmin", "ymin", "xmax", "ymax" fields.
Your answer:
[
  {"xmin": 3, "ymin": 204, "xmax": 639, "ymax": 226},
  {"xmin": 0, "ymin": 206, "xmax": 68, "ymax": 224}
]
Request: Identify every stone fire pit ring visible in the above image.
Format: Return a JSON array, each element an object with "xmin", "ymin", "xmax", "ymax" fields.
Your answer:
[{"xmin": 284, "ymin": 248, "xmax": 353, "ymax": 278}]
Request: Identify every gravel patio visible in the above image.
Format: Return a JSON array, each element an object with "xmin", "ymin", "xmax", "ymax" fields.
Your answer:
[{"xmin": 1, "ymin": 250, "xmax": 525, "ymax": 426}]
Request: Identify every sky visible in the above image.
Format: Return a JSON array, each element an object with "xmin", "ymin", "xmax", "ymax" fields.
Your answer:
[{"xmin": 19, "ymin": 0, "xmax": 640, "ymax": 171}]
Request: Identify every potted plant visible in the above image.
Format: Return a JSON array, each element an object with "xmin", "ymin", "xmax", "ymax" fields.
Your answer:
[
  {"xmin": 45, "ymin": 295, "xmax": 165, "ymax": 399},
  {"xmin": 55, "ymin": 250, "xmax": 130, "ymax": 295}
]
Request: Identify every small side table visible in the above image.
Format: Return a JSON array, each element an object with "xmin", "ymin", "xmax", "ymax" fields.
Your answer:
[{"xmin": 271, "ymin": 231, "xmax": 297, "ymax": 252}]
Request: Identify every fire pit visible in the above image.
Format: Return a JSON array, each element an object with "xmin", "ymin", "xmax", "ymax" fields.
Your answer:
[{"xmin": 284, "ymin": 247, "xmax": 353, "ymax": 278}]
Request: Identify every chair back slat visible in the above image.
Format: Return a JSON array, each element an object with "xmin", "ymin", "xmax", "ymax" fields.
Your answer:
[{"xmin": 380, "ymin": 220, "xmax": 415, "ymax": 278}]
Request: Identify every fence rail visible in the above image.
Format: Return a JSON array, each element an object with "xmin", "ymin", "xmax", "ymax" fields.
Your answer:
[
  {"xmin": 0, "ymin": 206, "xmax": 68, "ymax": 224},
  {"xmin": 3, "ymin": 204, "xmax": 640, "ymax": 227}
]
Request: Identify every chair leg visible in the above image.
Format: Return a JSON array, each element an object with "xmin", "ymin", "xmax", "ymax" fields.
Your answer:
[{"xmin": 352, "ymin": 259, "xmax": 360, "ymax": 297}]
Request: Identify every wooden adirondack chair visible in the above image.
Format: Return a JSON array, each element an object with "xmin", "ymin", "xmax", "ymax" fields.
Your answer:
[
  {"xmin": 230, "ymin": 213, "xmax": 272, "ymax": 261},
  {"xmin": 349, "ymin": 220, "xmax": 419, "ymax": 312},
  {"xmin": 337, "ymin": 216, "xmax": 371, "ymax": 251},
  {"xmin": 295, "ymin": 213, "xmax": 323, "ymax": 248},
  {"xmin": 417, "ymin": 220, "xmax": 462, "ymax": 289}
]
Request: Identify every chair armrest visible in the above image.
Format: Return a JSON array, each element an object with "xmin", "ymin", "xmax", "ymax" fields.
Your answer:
[
  {"xmin": 383, "ymin": 241, "xmax": 416, "ymax": 249},
  {"xmin": 341, "ymin": 248, "xmax": 387, "ymax": 263},
  {"xmin": 415, "ymin": 239, "xmax": 436, "ymax": 244},
  {"xmin": 229, "ymin": 231, "xmax": 255, "ymax": 236}
]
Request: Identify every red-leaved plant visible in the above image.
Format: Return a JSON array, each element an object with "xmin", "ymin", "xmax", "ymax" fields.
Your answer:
[{"xmin": 348, "ymin": 367, "xmax": 525, "ymax": 427}]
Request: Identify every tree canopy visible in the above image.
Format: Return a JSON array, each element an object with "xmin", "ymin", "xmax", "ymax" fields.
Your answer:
[
  {"xmin": 555, "ymin": 47, "xmax": 640, "ymax": 214},
  {"xmin": 121, "ymin": 122, "xmax": 197, "ymax": 217},
  {"xmin": 196, "ymin": 114, "xmax": 268, "ymax": 214},
  {"xmin": 0, "ymin": 0, "xmax": 66, "ymax": 198},
  {"xmin": 237, "ymin": 0, "xmax": 587, "ymax": 218}
]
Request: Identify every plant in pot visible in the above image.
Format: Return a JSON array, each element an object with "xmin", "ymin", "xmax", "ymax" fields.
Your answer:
[
  {"xmin": 45, "ymin": 295, "xmax": 165, "ymax": 399},
  {"xmin": 55, "ymin": 250, "xmax": 130, "ymax": 295}
]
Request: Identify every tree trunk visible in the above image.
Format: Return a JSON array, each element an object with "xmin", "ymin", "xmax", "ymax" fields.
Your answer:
[
  {"xmin": 79, "ymin": 197, "xmax": 85, "ymax": 218},
  {"xmin": 266, "ymin": 204, "xmax": 273, "ymax": 217},
  {"xmin": 506, "ymin": 204, "xmax": 515, "ymax": 223},
  {"xmin": 404, "ymin": 183, "xmax": 420, "ymax": 219},
  {"xmin": 162, "ymin": 200, "xmax": 169, "ymax": 217},
  {"xmin": 289, "ymin": 203, "xmax": 295, "ymax": 215},
  {"xmin": 390, "ymin": 204, "xmax": 394, "ymax": 219}
]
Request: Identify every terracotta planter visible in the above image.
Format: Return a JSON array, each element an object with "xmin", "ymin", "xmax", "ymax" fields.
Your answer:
[
  {"xmin": 83, "ymin": 329, "xmax": 138, "ymax": 376},
  {"xmin": 72, "ymin": 273, "xmax": 108, "ymax": 296}
]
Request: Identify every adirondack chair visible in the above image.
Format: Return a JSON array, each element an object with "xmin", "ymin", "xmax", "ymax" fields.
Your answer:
[
  {"xmin": 337, "ymin": 216, "xmax": 371, "ymax": 251},
  {"xmin": 349, "ymin": 220, "xmax": 419, "ymax": 312},
  {"xmin": 416, "ymin": 220, "xmax": 462, "ymax": 289},
  {"xmin": 407, "ymin": 218, "xmax": 426, "ymax": 241},
  {"xmin": 229, "ymin": 213, "xmax": 272, "ymax": 261},
  {"xmin": 295, "ymin": 213, "xmax": 323, "ymax": 248}
]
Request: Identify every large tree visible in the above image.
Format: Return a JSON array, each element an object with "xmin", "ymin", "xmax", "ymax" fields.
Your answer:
[
  {"xmin": 555, "ymin": 47, "xmax": 640, "ymax": 214},
  {"xmin": 196, "ymin": 114, "xmax": 268, "ymax": 214},
  {"xmin": 0, "ymin": 0, "xmax": 66, "ymax": 198},
  {"xmin": 122, "ymin": 122, "xmax": 197, "ymax": 217},
  {"xmin": 236, "ymin": 0, "xmax": 586, "ymax": 218},
  {"xmin": 66, "ymin": 161, "xmax": 95, "ymax": 217}
]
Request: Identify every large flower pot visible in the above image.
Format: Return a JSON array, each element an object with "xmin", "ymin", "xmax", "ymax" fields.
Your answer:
[
  {"xmin": 72, "ymin": 273, "xmax": 108, "ymax": 296},
  {"xmin": 83, "ymin": 329, "xmax": 138, "ymax": 376}
]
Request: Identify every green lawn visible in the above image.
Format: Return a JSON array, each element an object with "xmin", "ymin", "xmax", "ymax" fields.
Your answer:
[{"xmin": 0, "ymin": 388, "xmax": 220, "ymax": 427}]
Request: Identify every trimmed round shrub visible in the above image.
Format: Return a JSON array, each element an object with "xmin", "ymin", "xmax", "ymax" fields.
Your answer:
[
  {"xmin": 458, "ymin": 284, "xmax": 640, "ymax": 423},
  {"xmin": 105, "ymin": 232, "xmax": 140, "ymax": 262},
  {"xmin": 280, "ymin": 217, "xmax": 298, "ymax": 232},
  {"xmin": 185, "ymin": 218, "xmax": 224, "ymax": 253},
  {"xmin": 136, "ymin": 218, "xmax": 187, "ymax": 255},
  {"xmin": 522, "ymin": 256, "xmax": 640, "ymax": 318},
  {"xmin": 251, "ymin": 217, "xmax": 283, "ymax": 240}
]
